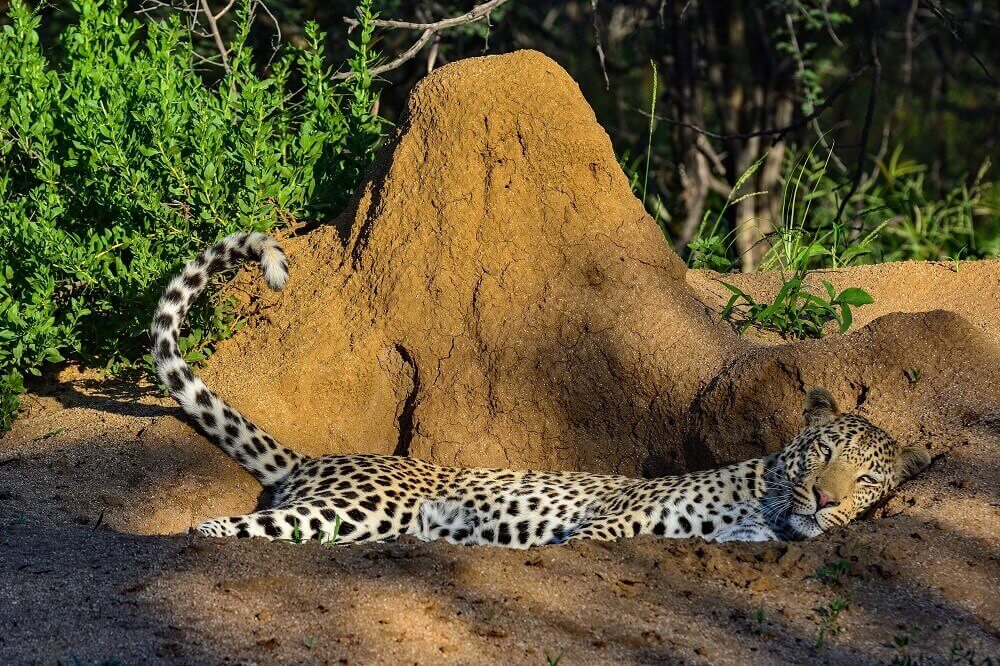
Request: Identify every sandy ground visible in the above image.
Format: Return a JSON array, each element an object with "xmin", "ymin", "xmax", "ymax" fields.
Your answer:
[{"xmin": 2, "ymin": 262, "xmax": 999, "ymax": 665}]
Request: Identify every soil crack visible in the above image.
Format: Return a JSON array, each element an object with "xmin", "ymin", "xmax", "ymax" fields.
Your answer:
[{"xmin": 393, "ymin": 344, "xmax": 420, "ymax": 457}]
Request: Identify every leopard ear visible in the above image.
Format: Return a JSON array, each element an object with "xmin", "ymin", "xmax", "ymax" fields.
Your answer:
[
  {"xmin": 893, "ymin": 444, "xmax": 931, "ymax": 486},
  {"xmin": 803, "ymin": 387, "xmax": 839, "ymax": 426}
]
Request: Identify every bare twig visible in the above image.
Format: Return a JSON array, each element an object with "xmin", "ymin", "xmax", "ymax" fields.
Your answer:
[
  {"xmin": 252, "ymin": 0, "xmax": 282, "ymax": 71},
  {"xmin": 336, "ymin": 0, "xmax": 512, "ymax": 80},
  {"xmin": 199, "ymin": 0, "xmax": 231, "ymax": 74},
  {"xmin": 920, "ymin": 0, "xmax": 998, "ymax": 86},
  {"xmin": 833, "ymin": 0, "xmax": 882, "ymax": 230},
  {"xmin": 213, "ymin": 0, "xmax": 236, "ymax": 19},
  {"xmin": 590, "ymin": 0, "xmax": 610, "ymax": 90},
  {"xmin": 820, "ymin": 0, "xmax": 845, "ymax": 47},
  {"xmin": 902, "ymin": 0, "xmax": 918, "ymax": 87},
  {"xmin": 783, "ymin": 13, "xmax": 847, "ymax": 171},
  {"xmin": 333, "ymin": 29, "xmax": 435, "ymax": 80},
  {"xmin": 343, "ymin": 0, "xmax": 510, "ymax": 32}
]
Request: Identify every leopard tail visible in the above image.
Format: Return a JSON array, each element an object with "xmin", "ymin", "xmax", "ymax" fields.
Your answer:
[{"xmin": 150, "ymin": 232, "xmax": 303, "ymax": 485}]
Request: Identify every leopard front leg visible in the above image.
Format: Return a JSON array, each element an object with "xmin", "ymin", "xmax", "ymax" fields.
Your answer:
[
  {"xmin": 710, "ymin": 512, "xmax": 780, "ymax": 543},
  {"xmin": 569, "ymin": 513, "xmax": 647, "ymax": 542}
]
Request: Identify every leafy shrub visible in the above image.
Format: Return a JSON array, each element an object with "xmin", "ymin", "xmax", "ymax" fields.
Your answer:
[
  {"xmin": 688, "ymin": 235, "xmax": 734, "ymax": 273},
  {"xmin": 773, "ymin": 146, "xmax": 997, "ymax": 266},
  {"xmin": 685, "ymin": 145, "xmax": 997, "ymax": 274},
  {"xmin": 721, "ymin": 277, "xmax": 873, "ymax": 339},
  {"xmin": 686, "ymin": 155, "xmax": 767, "ymax": 272},
  {"xmin": 0, "ymin": 0, "xmax": 382, "ymax": 428}
]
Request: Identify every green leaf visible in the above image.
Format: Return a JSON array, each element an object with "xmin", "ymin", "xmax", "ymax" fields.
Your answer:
[
  {"xmin": 839, "ymin": 246, "xmax": 871, "ymax": 263},
  {"xmin": 839, "ymin": 304, "xmax": 853, "ymax": 333},
  {"xmin": 721, "ymin": 293, "xmax": 742, "ymax": 320},
  {"xmin": 836, "ymin": 288, "xmax": 874, "ymax": 307},
  {"xmin": 822, "ymin": 280, "xmax": 836, "ymax": 301},
  {"xmin": 720, "ymin": 281, "xmax": 748, "ymax": 297}
]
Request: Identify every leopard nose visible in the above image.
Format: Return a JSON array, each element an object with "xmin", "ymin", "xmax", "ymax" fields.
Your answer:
[{"xmin": 814, "ymin": 486, "xmax": 835, "ymax": 509}]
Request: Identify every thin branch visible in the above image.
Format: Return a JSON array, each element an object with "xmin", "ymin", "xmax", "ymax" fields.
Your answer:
[
  {"xmin": 920, "ymin": 0, "xmax": 998, "ymax": 86},
  {"xmin": 336, "ymin": 0, "xmax": 511, "ymax": 81},
  {"xmin": 137, "ymin": 0, "xmax": 199, "ymax": 16},
  {"xmin": 213, "ymin": 0, "xmax": 237, "ymax": 20},
  {"xmin": 590, "ymin": 0, "xmax": 610, "ymax": 90},
  {"xmin": 199, "ymin": 0, "xmax": 231, "ymax": 74},
  {"xmin": 637, "ymin": 65, "xmax": 868, "ymax": 141},
  {"xmin": 820, "ymin": 0, "xmax": 845, "ymax": 47},
  {"xmin": 784, "ymin": 12, "xmax": 847, "ymax": 171},
  {"xmin": 694, "ymin": 133, "xmax": 727, "ymax": 179},
  {"xmin": 902, "ymin": 0, "xmax": 918, "ymax": 87},
  {"xmin": 333, "ymin": 29, "xmax": 435, "ymax": 81},
  {"xmin": 191, "ymin": 49, "xmax": 230, "ymax": 67},
  {"xmin": 253, "ymin": 0, "xmax": 282, "ymax": 71},
  {"xmin": 833, "ymin": 0, "xmax": 882, "ymax": 230},
  {"xmin": 343, "ymin": 0, "xmax": 510, "ymax": 32}
]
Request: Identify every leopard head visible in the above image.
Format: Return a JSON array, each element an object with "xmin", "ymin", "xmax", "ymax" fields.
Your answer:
[{"xmin": 778, "ymin": 387, "xmax": 930, "ymax": 538}]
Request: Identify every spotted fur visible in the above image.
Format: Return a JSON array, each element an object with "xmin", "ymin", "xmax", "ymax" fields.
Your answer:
[{"xmin": 153, "ymin": 234, "xmax": 930, "ymax": 546}]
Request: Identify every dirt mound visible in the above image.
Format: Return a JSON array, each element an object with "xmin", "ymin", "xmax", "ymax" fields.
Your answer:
[
  {"xmin": 205, "ymin": 50, "xmax": 741, "ymax": 475},
  {"xmin": 684, "ymin": 310, "xmax": 1000, "ymax": 468},
  {"xmin": 202, "ymin": 50, "xmax": 999, "ymax": 481}
]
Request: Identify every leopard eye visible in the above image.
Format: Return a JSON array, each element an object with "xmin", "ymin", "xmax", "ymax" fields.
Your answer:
[
  {"xmin": 816, "ymin": 442, "xmax": 833, "ymax": 461},
  {"xmin": 857, "ymin": 474, "xmax": 879, "ymax": 485}
]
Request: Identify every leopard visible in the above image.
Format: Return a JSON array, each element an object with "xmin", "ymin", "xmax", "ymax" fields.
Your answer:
[{"xmin": 151, "ymin": 232, "xmax": 931, "ymax": 547}]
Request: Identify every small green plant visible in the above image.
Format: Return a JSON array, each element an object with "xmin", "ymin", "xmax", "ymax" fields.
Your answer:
[
  {"xmin": 318, "ymin": 514, "xmax": 343, "ymax": 546},
  {"xmin": 688, "ymin": 235, "xmax": 735, "ymax": 273},
  {"xmin": 684, "ymin": 143, "xmax": 996, "ymax": 274},
  {"xmin": 721, "ymin": 276, "xmax": 873, "ymax": 339},
  {"xmin": 686, "ymin": 156, "xmax": 768, "ymax": 271},
  {"xmin": 814, "ymin": 558, "xmax": 853, "ymax": 585},
  {"xmin": 761, "ymin": 145, "xmax": 887, "ymax": 272},
  {"xmin": 904, "ymin": 368, "xmax": 922, "ymax": 387},
  {"xmin": 753, "ymin": 602, "xmax": 767, "ymax": 634},
  {"xmin": 814, "ymin": 591, "xmax": 851, "ymax": 650},
  {"xmin": 947, "ymin": 632, "xmax": 990, "ymax": 665},
  {"xmin": 945, "ymin": 246, "xmax": 966, "ymax": 273},
  {"xmin": 0, "ymin": 371, "xmax": 25, "ymax": 431},
  {"xmin": 545, "ymin": 653, "xmax": 563, "ymax": 666},
  {"xmin": 890, "ymin": 627, "xmax": 919, "ymax": 665}
]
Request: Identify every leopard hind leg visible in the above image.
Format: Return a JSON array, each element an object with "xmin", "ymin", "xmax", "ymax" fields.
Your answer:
[{"xmin": 192, "ymin": 502, "xmax": 374, "ymax": 543}]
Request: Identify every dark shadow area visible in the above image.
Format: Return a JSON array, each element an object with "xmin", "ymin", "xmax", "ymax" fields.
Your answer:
[
  {"xmin": 2, "ymin": 491, "xmax": 997, "ymax": 664},
  {"xmin": 25, "ymin": 370, "xmax": 180, "ymax": 419}
]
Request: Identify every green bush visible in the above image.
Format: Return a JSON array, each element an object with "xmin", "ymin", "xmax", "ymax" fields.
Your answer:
[
  {"xmin": 686, "ymin": 145, "xmax": 998, "ymax": 274},
  {"xmin": 0, "ymin": 0, "xmax": 382, "ymax": 429},
  {"xmin": 720, "ymin": 277, "xmax": 873, "ymax": 340}
]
